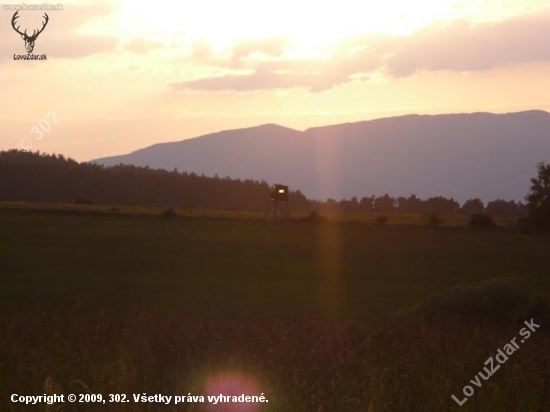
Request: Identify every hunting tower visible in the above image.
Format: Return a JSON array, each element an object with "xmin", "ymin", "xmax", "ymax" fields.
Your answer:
[{"xmin": 264, "ymin": 184, "xmax": 290, "ymax": 220}]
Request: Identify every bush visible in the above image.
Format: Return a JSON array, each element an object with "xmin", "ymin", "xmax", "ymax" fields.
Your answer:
[
  {"xmin": 161, "ymin": 208, "xmax": 177, "ymax": 219},
  {"xmin": 74, "ymin": 198, "xmax": 93, "ymax": 205},
  {"xmin": 305, "ymin": 211, "xmax": 319, "ymax": 220},
  {"xmin": 375, "ymin": 215, "xmax": 388, "ymax": 226},
  {"xmin": 429, "ymin": 214, "xmax": 443, "ymax": 226},
  {"xmin": 468, "ymin": 213, "xmax": 495, "ymax": 228},
  {"xmin": 517, "ymin": 217, "xmax": 532, "ymax": 234},
  {"xmin": 295, "ymin": 211, "xmax": 325, "ymax": 223},
  {"xmin": 416, "ymin": 278, "xmax": 538, "ymax": 325}
]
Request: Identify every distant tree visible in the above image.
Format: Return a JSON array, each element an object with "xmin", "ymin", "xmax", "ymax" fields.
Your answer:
[
  {"xmin": 486, "ymin": 199, "xmax": 526, "ymax": 218},
  {"xmin": 374, "ymin": 194, "xmax": 395, "ymax": 212},
  {"xmin": 289, "ymin": 189, "xmax": 310, "ymax": 210},
  {"xmin": 325, "ymin": 198, "xmax": 339, "ymax": 212},
  {"xmin": 359, "ymin": 196, "xmax": 374, "ymax": 212},
  {"xmin": 0, "ymin": 150, "xmax": 309, "ymax": 212},
  {"xmin": 396, "ymin": 197, "xmax": 407, "ymax": 212},
  {"xmin": 424, "ymin": 196, "xmax": 460, "ymax": 214},
  {"xmin": 517, "ymin": 202, "xmax": 528, "ymax": 217},
  {"xmin": 461, "ymin": 198, "xmax": 484, "ymax": 215},
  {"xmin": 349, "ymin": 196, "xmax": 359, "ymax": 211},
  {"xmin": 526, "ymin": 162, "xmax": 550, "ymax": 231},
  {"xmin": 338, "ymin": 196, "xmax": 360, "ymax": 213},
  {"xmin": 397, "ymin": 195, "xmax": 423, "ymax": 213}
]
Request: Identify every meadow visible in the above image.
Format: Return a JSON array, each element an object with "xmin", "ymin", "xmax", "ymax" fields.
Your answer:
[{"xmin": 1, "ymin": 203, "xmax": 549, "ymax": 411}]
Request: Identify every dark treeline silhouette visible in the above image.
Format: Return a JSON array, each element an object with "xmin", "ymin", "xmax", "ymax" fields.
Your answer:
[
  {"xmin": 524, "ymin": 162, "xmax": 550, "ymax": 232},
  {"xmin": 0, "ymin": 151, "xmax": 528, "ymax": 218},
  {"xmin": 0, "ymin": 150, "xmax": 310, "ymax": 211},
  {"xmin": 312, "ymin": 194, "xmax": 527, "ymax": 218}
]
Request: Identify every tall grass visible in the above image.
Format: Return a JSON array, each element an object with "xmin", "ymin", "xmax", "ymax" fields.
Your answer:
[{"xmin": 1, "ymin": 312, "xmax": 548, "ymax": 411}]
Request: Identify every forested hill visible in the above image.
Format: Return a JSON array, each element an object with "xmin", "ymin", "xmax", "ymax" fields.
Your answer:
[
  {"xmin": 0, "ymin": 150, "xmax": 310, "ymax": 210},
  {"xmin": 91, "ymin": 111, "xmax": 550, "ymax": 202},
  {"xmin": 0, "ymin": 150, "xmax": 528, "ymax": 217}
]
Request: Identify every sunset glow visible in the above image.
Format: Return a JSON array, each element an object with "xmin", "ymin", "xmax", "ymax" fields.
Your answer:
[
  {"xmin": 119, "ymin": 0, "xmax": 460, "ymax": 46},
  {"xmin": 3, "ymin": 1, "xmax": 550, "ymax": 408},
  {"xmin": 1, "ymin": 0, "xmax": 550, "ymax": 160}
]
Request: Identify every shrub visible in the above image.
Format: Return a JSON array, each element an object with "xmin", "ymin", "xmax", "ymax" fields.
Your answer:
[
  {"xmin": 416, "ymin": 278, "xmax": 537, "ymax": 325},
  {"xmin": 161, "ymin": 208, "xmax": 177, "ymax": 219},
  {"xmin": 429, "ymin": 214, "xmax": 443, "ymax": 226},
  {"xmin": 308, "ymin": 211, "xmax": 320, "ymax": 220},
  {"xmin": 74, "ymin": 197, "xmax": 93, "ymax": 205},
  {"xmin": 375, "ymin": 215, "xmax": 388, "ymax": 226},
  {"xmin": 295, "ymin": 211, "xmax": 325, "ymax": 223},
  {"xmin": 468, "ymin": 213, "xmax": 495, "ymax": 228},
  {"xmin": 517, "ymin": 217, "xmax": 533, "ymax": 234},
  {"xmin": 306, "ymin": 211, "xmax": 323, "ymax": 221}
]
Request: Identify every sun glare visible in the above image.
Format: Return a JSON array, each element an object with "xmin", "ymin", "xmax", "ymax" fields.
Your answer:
[{"xmin": 117, "ymin": 0, "xmax": 477, "ymax": 52}]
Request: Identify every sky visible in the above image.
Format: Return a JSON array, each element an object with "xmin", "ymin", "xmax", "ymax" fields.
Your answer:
[{"xmin": 1, "ymin": 0, "xmax": 550, "ymax": 161}]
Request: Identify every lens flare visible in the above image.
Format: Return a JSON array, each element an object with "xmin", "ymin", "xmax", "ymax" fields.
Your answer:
[{"xmin": 203, "ymin": 371, "xmax": 265, "ymax": 412}]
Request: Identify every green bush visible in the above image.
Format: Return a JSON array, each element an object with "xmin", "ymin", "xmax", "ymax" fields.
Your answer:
[
  {"xmin": 429, "ymin": 214, "xmax": 443, "ymax": 226},
  {"xmin": 517, "ymin": 217, "xmax": 532, "ymax": 234},
  {"xmin": 161, "ymin": 207, "xmax": 177, "ymax": 219},
  {"xmin": 416, "ymin": 278, "xmax": 538, "ymax": 324},
  {"xmin": 468, "ymin": 213, "xmax": 495, "ymax": 228},
  {"xmin": 74, "ymin": 197, "xmax": 93, "ymax": 205},
  {"xmin": 305, "ymin": 211, "xmax": 323, "ymax": 222}
]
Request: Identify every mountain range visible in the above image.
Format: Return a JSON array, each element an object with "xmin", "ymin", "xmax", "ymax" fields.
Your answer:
[{"xmin": 90, "ymin": 111, "xmax": 550, "ymax": 202}]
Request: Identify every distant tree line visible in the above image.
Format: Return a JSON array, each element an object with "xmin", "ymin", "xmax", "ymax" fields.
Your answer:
[
  {"xmin": 0, "ymin": 151, "xmax": 310, "ymax": 211},
  {"xmin": 311, "ymin": 194, "xmax": 527, "ymax": 218},
  {"xmin": 0, "ymin": 151, "xmax": 530, "ymax": 218}
]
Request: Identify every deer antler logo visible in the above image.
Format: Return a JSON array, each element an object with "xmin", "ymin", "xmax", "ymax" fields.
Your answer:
[{"xmin": 11, "ymin": 11, "xmax": 49, "ymax": 54}]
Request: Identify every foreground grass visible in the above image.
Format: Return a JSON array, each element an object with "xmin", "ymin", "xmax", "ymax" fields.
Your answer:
[{"xmin": 1, "ymin": 313, "xmax": 548, "ymax": 411}]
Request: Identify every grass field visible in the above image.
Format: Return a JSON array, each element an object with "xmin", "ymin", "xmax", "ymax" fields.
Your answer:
[
  {"xmin": 1, "ymin": 203, "xmax": 549, "ymax": 411},
  {"xmin": 0, "ymin": 204, "xmax": 546, "ymax": 318},
  {"xmin": 0, "ymin": 200, "xmax": 516, "ymax": 226}
]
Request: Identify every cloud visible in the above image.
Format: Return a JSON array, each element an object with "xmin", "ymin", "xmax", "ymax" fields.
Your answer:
[
  {"xmin": 172, "ymin": 67, "xmax": 321, "ymax": 92},
  {"xmin": 123, "ymin": 37, "xmax": 163, "ymax": 54},
  {"xmin": 171, "ymin": 9, "xmax": 550, "ymax": 92},
  {"xmin": 188, "ymin": 37, "xmax": 290, "ymax": 67},
  {"xmin": 47, "ymin": 36, "xmax": 119, "ymax": 59},
  {"xmin": 230, "ymin": 37, "xmax": 288, "ymax": 63},
  {"xmin": 191, "ymin": 39, "xmax": 214, "ymax": 61},
  {"xmin": 386, "ymin": 11, "xmax": 550, "ymax": 76},
  {"xmin": 172, "ymin": 38, "xmax": 384, "ymax": 92}
]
